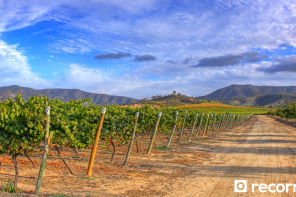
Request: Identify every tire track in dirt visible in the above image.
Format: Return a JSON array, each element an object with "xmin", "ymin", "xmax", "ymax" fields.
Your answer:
[{"xmin": 167, "ymin": 115, "xmax": 296, "ymax": 197}]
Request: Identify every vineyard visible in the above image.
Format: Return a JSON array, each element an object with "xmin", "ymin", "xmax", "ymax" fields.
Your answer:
[
  {"xmin": 175, "ymin": 102, "xmax": 272, "ymax": 115},
  {"xmin": 267, "ymin": 100, "xmax": 296, "ymax": 119},
  {"xmin": 0, "ymin": 94, "xmax": 257, "ymax": 195}
]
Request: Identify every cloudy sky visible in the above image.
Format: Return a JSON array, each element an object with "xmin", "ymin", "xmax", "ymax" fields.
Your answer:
[{"xmin": 1, "ymin": 0, "xmax": 296, "ymax": 99}]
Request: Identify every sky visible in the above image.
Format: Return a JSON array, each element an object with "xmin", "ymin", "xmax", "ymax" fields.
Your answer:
[{"xmin": 1, "ymin": 0, "xmax": 296, "ymax": 99}]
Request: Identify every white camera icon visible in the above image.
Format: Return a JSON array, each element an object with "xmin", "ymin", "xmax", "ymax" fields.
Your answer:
[{"xmin": 234, "ymin": 180, "xmax": 247, "ymax": 192}]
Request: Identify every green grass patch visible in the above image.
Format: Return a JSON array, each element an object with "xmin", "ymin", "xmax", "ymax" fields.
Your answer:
[
  {"xmin": 51, "ymin": 193, "xmax": 71, "ymax": 197},
  {"xmin": 79, "ymin": 176, "xmax": 96, "ymax": 180},
  {"xmin": 176, "ymin": 155, "xmax": 185, "ymax": 159},
  {"xmin": 154, "ymin": 146, "xmax": 170, "ymax": 150},
  {"xmin": 73, "ymin": 158, "xmax": 83, "ymax": 161},
  {"xmin": 1, "ymin": 179, "xmax": 22, "ymax": 193}
]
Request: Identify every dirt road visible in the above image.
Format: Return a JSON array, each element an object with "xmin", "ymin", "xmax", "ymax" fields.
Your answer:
[{"xmin": 168, "ymin": 115, "xmax": 296, "ymax": 196}]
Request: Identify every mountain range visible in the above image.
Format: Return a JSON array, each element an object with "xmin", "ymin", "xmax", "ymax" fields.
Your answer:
[
  {"xmin": 1, "ymin": 84, "xmax": 296, "ymax": 107},
  {"xmin": 198, "ymin": 84, "xmax": 296, "ymax": 107},
  {"xmin": 198, "ymin": 84, "xmax": 296, "ymax": 100},
  {"xmin": 0, "ymin": 85, "xmax": 139, "ymax": 105}
]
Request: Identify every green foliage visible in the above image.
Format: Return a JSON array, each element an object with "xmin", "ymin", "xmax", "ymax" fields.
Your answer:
[
  {"xmin": 159, "ymin": 103, "xmax": 165, "ymax": 108},
  {"xmin": 195, "ymin": 100, "xmax": 209, "ymax": 104},
  {"xmin": 154, "ymin": 146, "xmax": 170, "ymax": 150},
  {"xmin": 0, "ymin": 94, "xmax": 252, "ymax": 158},
  {"xmin": 51, "ymin": 193, "xmax": 71, "ymax": 197},
  {"xmin": 268, "ymin": 100, "xmax": 296, "ymax": 119},
  {"xmin": 183, "ymin": 107, "xmax": 269, "ymax": 115},
  {"xmin": 1, "ymin": 179, "xmax": 22, "ymax": 193},
  {"xmin": 0, "ymin": 94, "xmax": 48, "ymax": 155}
]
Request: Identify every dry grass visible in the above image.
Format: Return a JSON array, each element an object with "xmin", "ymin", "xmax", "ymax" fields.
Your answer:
[
  {"xmin": 121, "ymin": 103, "xmax": 162, "ymax": 109},
  {"xmin": 175, "ymin": 102, "xmax": 251, "ymax": 109}
]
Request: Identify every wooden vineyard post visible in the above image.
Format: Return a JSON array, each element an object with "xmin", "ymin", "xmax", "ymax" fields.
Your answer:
[
  {"xmin": 228, "ymin": 115, "xmax": 232, "ymax": 127},
  {"xmin": 206, "ymin": 114, "xmax": 213, "ymax": 135},
  {"xmin": 35, "ymin": 106, "xmax": 50, "ymax": 195},
  {"xmin": 239, "ymin": 115, "xmax": 242, "ymax": 124},
  {"xmin": 195, "ymin": 113, "xmax": 204, "ymax": 138},
  {"xmin": 227, "ymin": 115, "xmax": 231, "ymax": 127},
  {"xmin": 229, "ymin": 115, "xmax": 233, "ymax": 127},
  {"xmin": 219, "ymin": 114, "xmax": 224, "ymax": 130},
  {"xmin": 167, "ymin": 111, "xmax": 178, "ymax": 148},
  {"xmin": 232, "ymin": 115, "xmax": 236, "ymax": 126},
  {"xmin": 211, "ymin": 113, "xmax": 217, "ymax": 133},
  {"xmin": 234, "ymin": 115, "xmax": 238, "ymax": 125},
  {"xmin": 217, "ymin": 114, "xmax": 224, "ymax": 132},
  {"xmin": 202, "ymin": 114, "xmax": 209, "ymax": 136},
  {"xmin": 223, "ymin": 115, "xmax": 227, "ymax": 129},
  {"xmin": 235, "ymin": 115, "xmax": 239, "ymax": 124},
  {"xmin": 222, "ymin": 115, "xmax": 229, "ymax": 130},
  {"xmin": 87, "ymin": 107, "xmax": 106, "ymax": 177},
  {"xmin": 226, "ymin": 115, "xmax": 231, "ymax": 128},
  {"xmin": 230, "ymin": 115, "xmax": 234, "ymax": 127},
  {"xmin": 187, "ymin": 113, "xmax": 198, "ymax": 141},
  {"xmin": 147, "ymin": 112, "xmax": 162, "ymax": 155},
  {"xmin": 236, "ymin": 115, "xmax": 239, "ymax": 125},
  {"xmin": 124, "ymin": 112, "xmax": 139, "ymax": 166},
  {"xmin": 178, "ymin": 110, "xmax": 187, "ymax": 142}
]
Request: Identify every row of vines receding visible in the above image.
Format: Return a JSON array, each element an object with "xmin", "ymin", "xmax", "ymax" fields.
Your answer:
[{"xmin": 0, "ymin": 93, "xmax": 254, "ymax": 192}]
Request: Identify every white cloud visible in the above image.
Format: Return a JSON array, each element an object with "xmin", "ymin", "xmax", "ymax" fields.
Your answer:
[
  {"xmin": 53, "ymin": 38, "xmax": 94, "ymax": 53},
  {"xmin": 62, "ymin": 64, "xmax": 108, "ymax": 85},
  {"xmin": 0, "ymin": 40, "xmax": 50, "ymax": 87},
  {"xmin": 45, "ymin": 0, "xmax": 296, "ymax": 66},
  {"xmin": 58, "ymin": 64, "xmax": 149, "ymax": 97},
  {"xmin": 0, "ymin": 1, "xmax": 51, "ymax": 33},
  {"xmin": 2, "ymin": 0, "xmax": 296, "ymax": 57}
]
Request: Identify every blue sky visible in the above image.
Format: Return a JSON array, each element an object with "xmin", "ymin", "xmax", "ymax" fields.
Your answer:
[{"xmin": 1, "ymin": 0, "xmax": 296, "ymax": 99}]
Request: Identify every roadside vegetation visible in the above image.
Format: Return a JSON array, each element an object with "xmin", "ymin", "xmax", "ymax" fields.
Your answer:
[{"xmin": 267, "ymin": 100, "xmax": 296, "ymax": 119}]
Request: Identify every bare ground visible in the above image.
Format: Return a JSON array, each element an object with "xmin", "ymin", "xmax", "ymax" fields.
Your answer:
[
  {"xmin": 1, "ymin": 115, "xmax": 296, "ymax": 196},
  {"xmin": 169, "ymin": 115, "xmax": 296, "ymax": 197}
]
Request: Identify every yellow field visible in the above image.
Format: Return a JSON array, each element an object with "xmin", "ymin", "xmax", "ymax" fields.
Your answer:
[{"xmin": 174, "ymin": 102, "xmax": 250, "ymax": 109}]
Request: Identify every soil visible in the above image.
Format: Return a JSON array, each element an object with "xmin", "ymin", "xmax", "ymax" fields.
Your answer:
[{"xmin": 1, "ymin": 115, "xmax": 296, "ymax": 196}]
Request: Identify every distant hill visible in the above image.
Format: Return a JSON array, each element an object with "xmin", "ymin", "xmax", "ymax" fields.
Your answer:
[
  {"xmin": 198, "ymin": 84, "xmax": 296, "ymax": 107},
  {"xmin": 140, "ymin": 91, "xmax": 196, "ymax": 107},
  {"xmin": 199, "ymin": 84, "xmax": 296, "ymax": 100},
  {"xmin": 0, "ymin": 85, "xmax": 139, "ymax": 105},
  {"xmin": 227, "ymin": 93, "xmax": 296, "ymax": 107}
]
